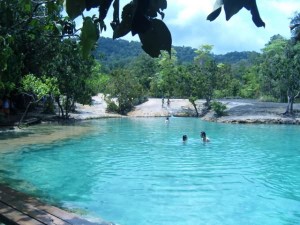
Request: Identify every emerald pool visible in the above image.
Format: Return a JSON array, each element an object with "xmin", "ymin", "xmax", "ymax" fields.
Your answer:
[{"xmin": 0, "ymin": 118, "xmax": 300, "ymax": 225}]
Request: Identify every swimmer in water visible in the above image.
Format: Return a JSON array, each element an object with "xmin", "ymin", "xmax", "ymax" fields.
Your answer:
[
  {"xmin": 200, "ymin": 131, "xmax": 210, "ymax": 142},
  {"xmin": 182, "ymin": 135, "xmax": 188, "ymax": 142},
  {"xmin": 165, "ymin": 117, "xmax": 170, "ymax": 123}
]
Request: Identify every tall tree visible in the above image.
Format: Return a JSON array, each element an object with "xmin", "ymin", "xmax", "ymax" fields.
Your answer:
[
  {"xmin": 260, "ymin": 35, "xmax": 300, "ymax": 114},
  {"xmin": 41, "ymin": 39, "xmax": 98, "ymax": 118},
  {"xmin": 193, "ymin": 45, "xmax": 218, "ymax": 105},
  {"xmin": 151, "ymin": 50, "xmax": 178, "ymax": 99},
  {"xmin": 260, "ymin": 35, "xmax": 288, "ymax": 101},
  {"xmin": 0, "ymin": 0, "xmax": 63, "ymax": 95},
  {"xmin": 128, "ymin": 53, "xmax": 157, "ymax": 94},
  {"xmin": 105, "ymin": 69, "xmax": 144, "ymax": 115}
]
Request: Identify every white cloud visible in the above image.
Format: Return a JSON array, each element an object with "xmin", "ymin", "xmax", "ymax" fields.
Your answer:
[
  {"xmin": 77, "ymin": 0, "xmax": 300, "ymax": 54},
  {"xmin": 167, "ymin": 1, "xmax": 214, "ymax": 26},
  {"xmin": 266, "ymin": 0, "xmax": 300, "ymax": 16},
  {"xmin": 165, "ymin": 0, "xmax": 300, "ymax": 53}
]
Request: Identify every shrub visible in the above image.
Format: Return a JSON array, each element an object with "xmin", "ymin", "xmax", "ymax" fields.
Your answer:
[
  {"xmin": 259, "ymin": 95, "xmax": 278, "ymax": 102},
  {"xmin": 106, "ymin": 100, "xmax": 119, "ymax": 113},
  {"xmin": 211, "ymin": 101, "xmax": 227, "ymax": 117}
]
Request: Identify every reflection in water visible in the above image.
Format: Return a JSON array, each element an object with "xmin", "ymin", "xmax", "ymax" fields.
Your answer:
[{"xmin": 0, "ymin": 122, "xmax": 95, "ymax": 152}]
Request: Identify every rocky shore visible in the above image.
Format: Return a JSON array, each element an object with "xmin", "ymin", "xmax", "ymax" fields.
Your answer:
[
  {"xmin": 2, "ymin": 94, "xmax": 300, "ymax": 127},
  {"xmin": 202, "ymin": 99, "xmax": 300, "ymax": 124},
  {"xmin": 72, "ymin": 95, "xmax": 300, "ymax": 125}
]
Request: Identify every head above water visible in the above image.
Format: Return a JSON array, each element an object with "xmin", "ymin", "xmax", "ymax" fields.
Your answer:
[
  {"xmin": 200, "ymin": 131, "xmax": 206, "ymax": 138},
  {"xmin": 182, "ymin": 135, "xmax": 188, "ymax": 141}
]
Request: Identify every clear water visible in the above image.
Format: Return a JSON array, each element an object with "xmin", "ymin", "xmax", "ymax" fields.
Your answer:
[{"xmin": 1, "ymin": 118, "xmax": 300, "ymax": 225}]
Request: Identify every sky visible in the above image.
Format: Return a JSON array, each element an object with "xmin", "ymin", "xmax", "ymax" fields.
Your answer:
[{"xmin": 82, "ymin": 0, "xmax": 300, "ymax": 54}]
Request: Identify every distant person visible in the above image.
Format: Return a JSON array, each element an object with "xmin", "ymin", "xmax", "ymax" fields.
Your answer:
[
  {"xmin": 2, "ymin": 96, "xmax": 10, "ymax": 117},
  {"xmin": 165, "ymin": 117, "xmax": 170, "ymax": 124},
  {"xmin": 167, "ymin": 98, "xmax": 170, "ymax": 106},
  {"xmin": 200, "ymin": 131, "xmax": 210, "ymax": 142},
  {"xmin": 162, "ymin": 97, "xmax": 165, "ymax": 107},
  {"xmin": 182, "ymin": 135, "xmax": 188, "ymax": 142}
]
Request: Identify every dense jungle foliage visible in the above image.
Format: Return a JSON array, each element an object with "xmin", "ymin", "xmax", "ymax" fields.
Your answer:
[
  {"xmin": 94, "ymin": 37, "xmax": 260, "ymax": 72},
  {"xmin": 0, "ymin": 0, "xmax": 300, "ymax": 119}
]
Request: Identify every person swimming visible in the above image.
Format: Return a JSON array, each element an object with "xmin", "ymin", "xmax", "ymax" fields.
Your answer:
[
  {"xmin": 165, "ymin": 117, "xmax": 170, "ymax": 123},
  {"xmin": 200, "ymin": 131, "xmax": 210, "ymax": 142},
  {"xmin": 182, "ymin": 134, "xmax": 188, "ymax": 142}
]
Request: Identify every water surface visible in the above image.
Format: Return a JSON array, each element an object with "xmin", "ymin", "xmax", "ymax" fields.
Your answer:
[{"xmin": 0, "ymin": 118, "xmax": 300, "ymax": 225}]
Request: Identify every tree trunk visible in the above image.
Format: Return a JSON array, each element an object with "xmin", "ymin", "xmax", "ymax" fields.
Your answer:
[
  {"xmin": 18, "ymin": 101, "xmax": 33, "ymax": 128},
  {"xmin": 65, "ymin": 96, "xmax": 70, "ymax": 119},
  {"xmin": 18, "ymin": 94, "xmax": 42, "ymax": 128},
  {"xmin": 290, "ymin": 97, "xmax": 294, "ymax": 114},
  {"xmin": 191, "ymin": 101, "xmax": 199, "ymax": 117},
  {"xmin": 284, "ymin": 93, "xmax": 292, "ymax": 115},
  {"xmin": 56, "ymin": 96, "xmax": 64, "ymax": 118},
  {"xmin": 205, "ymin": 97, "xmax": 211, "ymax": 109},
  {"xmin": 284, "ymin": 90, "xmax": 299, "ymax": 115}
]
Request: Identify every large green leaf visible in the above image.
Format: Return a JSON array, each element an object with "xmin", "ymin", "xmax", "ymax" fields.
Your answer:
[
  {"xmin": 223, "ymin": 0, "xmax": 244, "ymax": 21},
  {"xmin": 138, "ymin": 19, "xmax": 172, "ymax": 58},
  {"xmin": 113, "ymin": 3, "xmax": 133, "ymax": 39},
  {"xmin": 244, "ymin": 0, "xmax": 265, "ymax": 27},
  {"xmin": 99, "ymin": 0, "xmax": 114, "ymax": 20},
  {"xmin": 85, "ymin": 0, "xmax": 101, "ymax": 11},
  {"xmin": 148, "ymin": 0, "xmax": 167, "ymax": 18},
  {"xmin": 20, "ymin": 0, "xmax": 32, "ymax": 13},
  {"xmin": 80, "ymin": 17, "xmax": 99, "ymax": 59},
  {"xmin": 207, "ymin": 0, "xmax": 265, "ymax": 27},
  {"xmin": 66, "ymin": 0, "xmax": 85, "ymax": 20}
]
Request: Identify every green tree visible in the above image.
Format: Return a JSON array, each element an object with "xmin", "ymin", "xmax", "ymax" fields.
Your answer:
[
  {"xmin": 260, "ymin": 35, "xmax": 300, "ymax": 114},
  {"xmin": 193, "ymin": 44, "xmax": 218, "ymax": 105},
  {"xmin": 239, "ymin": 65, "xmax": 260, "ymax": 98},
  {"xmin": 41, "ymin": 39, "xmax": 99, "ymax": 118},
  {"xmin": 150, "ymin": 50, "xmax": 178, "ymax": 99},
  {"xmin": 128, "ymin": 53, "xmax": 157, "ymax": 95},
  {"xmin": 213, "ymin": 63, "xmax": 240, "ymax": 98},
  {"xmin": 282, "ymin": 42, "xmax": 300, "ymax": 114},
  {"xmin": 19, "ymin": 74, "xmax": 60, "ymax": 127},
  {"xmin": 260, "ymin": 35, "xmax": 288, "ymax": 101},
  {"xmin": 105, "ymin": 69, "xmax": 144, "ymax": 115},
  {"xmin": 0, "ymin": 0, "xmax": 63, "ymax": 96}
]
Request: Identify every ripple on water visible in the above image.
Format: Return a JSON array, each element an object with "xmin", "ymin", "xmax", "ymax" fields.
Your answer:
[{"xmin": 1, "ymin": 118, "xmax": 300, "ymax": 225}]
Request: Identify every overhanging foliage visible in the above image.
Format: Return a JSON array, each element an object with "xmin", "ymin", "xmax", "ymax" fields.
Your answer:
[{"xmin": 65, "ymin": 0, "xmax": 265, "ymax": 58}]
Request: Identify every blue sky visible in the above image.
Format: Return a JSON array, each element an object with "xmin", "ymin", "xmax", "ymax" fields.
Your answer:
[{"xmin": 81, "ymin": 0, "xmax": 300, "ymax": 54}]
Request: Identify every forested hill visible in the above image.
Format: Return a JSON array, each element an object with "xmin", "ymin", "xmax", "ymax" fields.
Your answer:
[{"xmin": 94, "ymin": 37, "xmax": 260, "ymax": 70}]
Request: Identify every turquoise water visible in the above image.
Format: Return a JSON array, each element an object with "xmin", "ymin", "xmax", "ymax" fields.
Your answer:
[{"xmin": 1, "ymin": 118, "xmax": 300, "ymax": 225}]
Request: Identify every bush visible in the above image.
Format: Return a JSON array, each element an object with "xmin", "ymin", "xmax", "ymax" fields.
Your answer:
[
  {"xmin": 106, "ymin": 100, "xmax": 119, "ymax": 113},
  {"xmin": 259, "ymin": 95, "xmax": 278, "ymax": 102},
  {"xmin": 211, "ymin": 101, "xmax": 227, "ymax": 117},
  {"xmin": 133, "ymin": 96, "xmax": 148, "ymax": 106}
]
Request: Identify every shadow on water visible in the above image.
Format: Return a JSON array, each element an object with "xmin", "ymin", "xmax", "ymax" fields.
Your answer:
[{"xmin": 0, "ymin": 121, "xmax": 96, "ymax": 152}]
